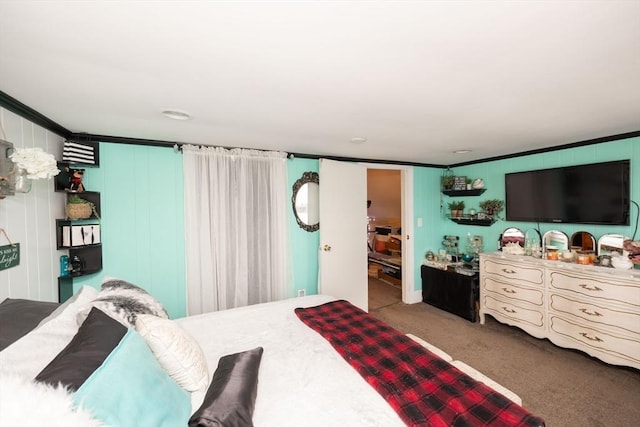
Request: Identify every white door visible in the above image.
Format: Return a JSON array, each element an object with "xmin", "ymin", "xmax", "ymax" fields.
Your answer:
[{"xmin": 318, "ymin": 158, "xmax": 368, "ymax": 311}]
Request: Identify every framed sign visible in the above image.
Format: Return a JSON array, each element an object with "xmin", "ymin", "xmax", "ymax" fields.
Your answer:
[{"xmin": 0, "ymin": 243, "xmax": 20, "ymax": 271}]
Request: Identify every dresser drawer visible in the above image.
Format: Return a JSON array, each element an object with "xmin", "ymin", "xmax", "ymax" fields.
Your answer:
[
  {"xmin": 482, "ymin": 259, "xmax": 544, "ymax": 287},
  {"xmin": 482, "ymin": 294, "xmax": 544, "ymax": 328},
  {"xmin": 483, "ymin": 277, "xmax": 544, "ymax": 307},
  {"xmin": 549, "ymin": 315, "xmax": 640, "ymax": 369},
  {"xmin": 548, "ymin": 270, "xmax": 640, "ymax": 308},
  {"xmin": 549, "ymin": 293, "xmax": 640, "ymax": 337}
]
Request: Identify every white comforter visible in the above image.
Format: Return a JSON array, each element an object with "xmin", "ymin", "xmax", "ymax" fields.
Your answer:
[{"xmin": 177, "ymin": 295, "xmax": 406, "ymax": 427}]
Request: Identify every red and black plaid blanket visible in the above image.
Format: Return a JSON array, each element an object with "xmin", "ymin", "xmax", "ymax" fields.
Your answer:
[{"xmin": 295, "ymin": 300, "xmax": 545, "ymax": 427}]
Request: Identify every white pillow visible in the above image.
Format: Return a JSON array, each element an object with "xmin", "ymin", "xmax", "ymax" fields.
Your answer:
[
  {"xmin": 135, "ymin": 314, "xmax": 209, "ymax": 392},
  {"xmin": 0, "ymin": 286, "xmax": 99, "ymax": 380}
]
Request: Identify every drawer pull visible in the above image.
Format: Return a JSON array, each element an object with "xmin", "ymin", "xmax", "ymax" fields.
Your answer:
[
  {"xmin": 579, "ymin": 284, "xmax": 603, "ymax": 292},
  {"xmin": 579, "ymin": 308, "xmax": 603, "ymax": 317},
  {"xmin": 501, "ymin": 287, "xmax": 517, "ymax": 294},
  {"xmin": 501, "ymin": 268, "xmax": 516, "ymax": 274},
  {"xmin": 501, "ymin": 306, "xmax": 516, "ymax": 314},
  {"xmin": 579, "ymin": 332, "xmax": 603, "ymax": 343}
]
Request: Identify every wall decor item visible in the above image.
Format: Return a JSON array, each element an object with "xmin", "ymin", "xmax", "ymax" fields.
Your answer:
[
  {"xmin": 62, "ymin": 139, "xmax": 98, "ymax": 165},
  {"xmin": 61, "ymin": 224, "xmax": 101, "ymax": 247},
  {"xmin": 0, "ymin": 228, "xmax": 19, "ymax": 271},
  {"xmin": 452, "ymin": 176, "xmax": 467, "ymax": 190},
  {"xmin": 0, "ymin": 139, "xmax": 14, "ymax": 198},
  {"xmin": 292, "ymin": 171, "xmax": 319, "ymax": 232}
]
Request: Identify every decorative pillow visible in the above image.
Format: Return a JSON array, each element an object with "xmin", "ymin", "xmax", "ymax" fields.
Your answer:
[
  {"xmin": 34, "ymin": 307, "xmax": 191, "ymax": 427},
  {"xmin": 76, "ymin": 277, "xmax": 169, "ymax": 327},
  {"xmin": 0, "ymin": 371, "xmax": 104, "ymax": 427},
  {"xmin": 0, "ymin": 286, "xmax": 99, "ymax": 379},
  {"xmin": 135, "ymin": 314, "xmax": 209, "ymax": 392},
  {"xmin": 35, "ymin": 308, "xmax": 127, "ymax": 391},
  {"xmin": 35, "ymin": 285, "xmax": 98, "ymax": 329},
  {"xmin": 0, "ymin": 298, "xmax": 59, "ymax": 351},
  {"xmin": 73, "ymin": 321, "xmax": 191, "ymax": 427},
  {"xmin": 189, "ymin": 347, "xmax": 264, "ymax": 427}
]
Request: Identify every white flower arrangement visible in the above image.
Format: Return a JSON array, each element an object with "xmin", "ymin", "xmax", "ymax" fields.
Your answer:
[{"xmin": 9, "ymin": 147, "xmax": 60, "ymax": 179}]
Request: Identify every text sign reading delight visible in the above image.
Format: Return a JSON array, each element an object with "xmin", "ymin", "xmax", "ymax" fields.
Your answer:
[{"xmin": 0, "ymin": 243, "xmax": 20, "ymax": 271}]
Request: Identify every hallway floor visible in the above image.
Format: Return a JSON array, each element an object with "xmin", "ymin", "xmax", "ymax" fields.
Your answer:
[{"xmin": 368, "ymin": 276, "xmax": 401, "ymax": 310}]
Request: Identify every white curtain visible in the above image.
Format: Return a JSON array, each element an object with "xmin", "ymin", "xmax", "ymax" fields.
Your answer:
[{"xmin": 182, "ymin": 145, "xmax": 289, "ymax": 315}]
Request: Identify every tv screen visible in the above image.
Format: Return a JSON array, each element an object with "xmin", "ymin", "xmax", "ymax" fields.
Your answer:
[{"xmin": 505, "ymin": 160, "xmax": 630, "ymax": 225}]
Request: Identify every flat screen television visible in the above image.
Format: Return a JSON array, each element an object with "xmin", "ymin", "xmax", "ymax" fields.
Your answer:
[{"xmin": 505, "ymin": 160, "xmax": 630, "ymax": 225}]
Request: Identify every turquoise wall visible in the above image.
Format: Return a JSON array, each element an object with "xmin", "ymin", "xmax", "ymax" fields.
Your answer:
[
  {"xmin": 411, "ymin": 166, "xmax": 447, "ymax": 290},
  {"xmin": 440, "ymin": 136, "xmax": 639, "ymax": 253},
  {"xmin": 287, "ymin": 158, "xmax": 320, "ymax": 296},
  {"xmin": 72, "ymin": 136, "xmax": 637, "ymax": 311},
  {"xmin": 73, "ymin": 143, "xmax": 186, "ymax": 319}
]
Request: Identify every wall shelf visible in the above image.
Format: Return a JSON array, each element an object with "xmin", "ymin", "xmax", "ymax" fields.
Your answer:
[
  {"xmin": 442, "ymin": 189, "xmax": 487, "ymax": 196},
  {"xmin": 448, "ymin": 217, "xmax": 495, "ymax": 226}
]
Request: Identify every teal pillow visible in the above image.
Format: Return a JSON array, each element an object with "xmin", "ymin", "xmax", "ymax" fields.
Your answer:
[{"xmin": 73, "ymin": 326, "xmax": 191, "ymax": 427}]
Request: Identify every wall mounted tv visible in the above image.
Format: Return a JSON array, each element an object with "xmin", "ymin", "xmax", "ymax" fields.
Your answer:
[{"xmin": 505, "ymin": 160, "xmax": 630, "ymax": 225}]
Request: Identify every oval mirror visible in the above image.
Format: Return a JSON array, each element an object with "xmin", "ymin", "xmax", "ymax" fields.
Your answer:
[
  {"xmin": 542, "ymin": 230, "xmax": 569, "ymax": 253},
  {"xmin": 500, "ymin": 227, "xmax": 525, "ymax": 248},
  {"xmin": 500, "ymin": 227, "xmax": 525, "ymax": 254},
  {"xmin": 292, "ymin": 171, "xmax": 319, "ymax": 232},
  {"xmin": 570, "ymin": 231, "xmax": 596, "ymax": 253}
]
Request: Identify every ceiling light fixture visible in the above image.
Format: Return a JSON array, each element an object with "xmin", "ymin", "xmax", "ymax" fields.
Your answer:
[
  {"xmin": 350, "ymin": 137, "xmax": 367, "ymax": 144},
  {"xmin": 453, "ymin": 149, "xmax": 471, "ymax": 154},
  {"xmin": 161, "ymin": 110, "xmax": 191, "ymax": 121}
]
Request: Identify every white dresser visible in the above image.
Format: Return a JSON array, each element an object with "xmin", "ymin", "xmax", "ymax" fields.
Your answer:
[{"xmin": 479, "ymin": 252, "xmax": 640, "ymax": 370}]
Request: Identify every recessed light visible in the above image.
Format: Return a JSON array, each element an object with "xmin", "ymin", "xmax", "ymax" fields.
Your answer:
[
  {"xmin": 162, "ymin": 110, "xmax": 191, "ymax": 121},
  {"xmin": 453, "ymin": 149, "xmax": 471, "ymax": 154},
  {"xmin": 350, "ymin": 137, "xmax": 367, "ymax": 144}
]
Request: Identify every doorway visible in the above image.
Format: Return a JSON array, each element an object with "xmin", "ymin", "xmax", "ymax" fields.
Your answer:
[{"xmin": 367, "ymin": 168, "xmax": 402, "ymax": 308}]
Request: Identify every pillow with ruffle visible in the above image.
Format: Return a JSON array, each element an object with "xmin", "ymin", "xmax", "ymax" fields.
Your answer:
[{"xmin": 135, "ymin": 314, "xmax": 209, "ymax": 392}]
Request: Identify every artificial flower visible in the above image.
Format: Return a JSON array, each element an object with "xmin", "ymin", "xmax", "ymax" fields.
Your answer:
[{"xmin": 9, "ymin": 147, "xmax": 60, "ymax": 179}]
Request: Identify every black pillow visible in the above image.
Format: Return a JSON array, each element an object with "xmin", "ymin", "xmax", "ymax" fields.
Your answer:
[
  {"xmin": 0, "ymin": 298, "xmax": 59, "ymax": 351},
  {"xmin": 35, "ymin": 307, "xmax": 127, "ymax": 391},
  {"xmin": 189, "ymin": 347, "xmax": 264, "ymax": 427}
]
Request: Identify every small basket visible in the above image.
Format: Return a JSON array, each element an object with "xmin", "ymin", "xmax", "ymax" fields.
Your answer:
[{"xmin": 66, "ymin": 202, "xmax": 93, "ymax": 219}]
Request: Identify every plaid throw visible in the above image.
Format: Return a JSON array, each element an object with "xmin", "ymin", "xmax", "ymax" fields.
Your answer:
[{"xmin": 295, "ymin": 300, "xmax": 545, "ymax": 427}]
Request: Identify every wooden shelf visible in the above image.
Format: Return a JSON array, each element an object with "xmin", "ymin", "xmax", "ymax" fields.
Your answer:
[
  {"xmin": 448, "ymin": 217, "xmax": 495, "ymax": 226},
  {"xmin": 442, "ymin": 188, "xmax": 487, "ymax": 196}
]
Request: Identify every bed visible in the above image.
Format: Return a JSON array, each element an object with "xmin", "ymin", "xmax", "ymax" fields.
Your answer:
[{"xmin": 0, "ymin": 279, "xmax": 545, "ymax": 427}]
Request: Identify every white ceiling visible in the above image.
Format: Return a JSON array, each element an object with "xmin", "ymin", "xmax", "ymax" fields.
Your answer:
[{"xmin": 1, "ymin": 1, "xmax": 639, "ymax": 165}]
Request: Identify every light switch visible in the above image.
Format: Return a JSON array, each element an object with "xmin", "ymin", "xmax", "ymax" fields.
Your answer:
[{"xmin": 417, "ymin": 217, "xmax": 423, "ymax": 227}]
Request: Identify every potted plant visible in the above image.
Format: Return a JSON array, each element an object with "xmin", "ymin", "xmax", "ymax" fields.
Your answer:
[
  {"xmin": 441, "ymin": 175, "xmax": 455, "ymax": 191},
  {"xmin": 479, "ymin": 199, "xmax": 504, "ymax": 218},
  {"xmin": 465, "ymin": 178, "xmax": 473, "ymax": 190},
  {"xmin": 66, "ymin": 194, "xmax": 99, "ymax": 219},
  {"xmin": 448, "ymin": 200, "xmax": 465, "ymax": 217}
]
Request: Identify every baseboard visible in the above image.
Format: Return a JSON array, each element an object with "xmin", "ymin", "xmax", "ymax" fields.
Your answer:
[{"xmin": 404, "ymin": 288, "xmax": 423, "ymax": 304}]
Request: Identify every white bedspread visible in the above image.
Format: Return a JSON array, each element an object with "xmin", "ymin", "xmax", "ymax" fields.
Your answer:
[{"xmin": 176, "ymin": 295, "xmax": 405, "ymax": 427}]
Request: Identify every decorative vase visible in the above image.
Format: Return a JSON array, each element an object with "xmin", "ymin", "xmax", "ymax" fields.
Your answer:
[{"xmin": 14, "ymin": 168, "xmax": 32, "ymax": 193}]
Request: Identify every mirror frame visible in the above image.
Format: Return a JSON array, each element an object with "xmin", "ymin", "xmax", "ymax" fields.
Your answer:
[
  {"xmin": 542, "ymin": 230, "xmax": 569, "ymax": 253},
  {"xmin": 292, "ymin": 171, "xmax": 319, "ymax": 232},
  {"xmin": 500, "ymin": 227, "xmax": 525, "ymax": 248}
]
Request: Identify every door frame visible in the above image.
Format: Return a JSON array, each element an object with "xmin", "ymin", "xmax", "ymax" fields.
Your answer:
[{"xmin": 363, "ymin": 163, "xmax": 418, "ymax": 304}]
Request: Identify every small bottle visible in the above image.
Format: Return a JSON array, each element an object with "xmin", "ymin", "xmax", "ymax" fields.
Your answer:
[{"xmin": 60, "ymin": 255, "xmax": 69, "ymax": 276}]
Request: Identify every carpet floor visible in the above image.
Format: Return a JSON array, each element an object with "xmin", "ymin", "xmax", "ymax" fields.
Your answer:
[{"xmin": 368, "ymin": 277, "xmax": 640, "ymax": 427}]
